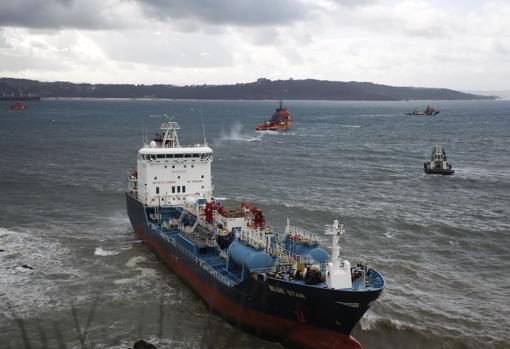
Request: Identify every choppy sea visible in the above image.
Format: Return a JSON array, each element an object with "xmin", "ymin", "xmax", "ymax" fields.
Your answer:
[{"xmin": 0, "ymin": 99, "xmax": 509, "ymax": 349}]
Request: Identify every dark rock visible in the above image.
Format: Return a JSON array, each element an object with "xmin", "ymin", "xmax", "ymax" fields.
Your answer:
[
  {"xmin": 133, "ymin": 340, "xmax": 157, "ymax": 349},
  {"xmin": 21, "ymin": 264, "xmax": 33, "ymax": 269},
  {"xmin": 0, "ymin": 249, "xmax": 4, "ymax": 252}
]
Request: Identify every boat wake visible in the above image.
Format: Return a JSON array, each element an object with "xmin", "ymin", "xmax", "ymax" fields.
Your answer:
[{"xmin": 217, "ymin": 122, "xmax": 262, "ymax": 144}]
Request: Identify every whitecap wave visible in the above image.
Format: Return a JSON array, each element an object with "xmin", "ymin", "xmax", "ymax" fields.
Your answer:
[
  {"xmin": 384, "ymin": 231, "xmax": 396, "ymax": 239},
  {"xmin": 126, "ymin": 256, "xmax": 148, "ymax": 268},
  {"xmin": 94, "ymin": 247, "xmax": 121, "ymax": 256},
  {"xmin": 0, "ymin": 227, "xmax": 81, "ymax": 316},
  {"xmin": 113, "ymin": 277, "xmax": 137, "ymax": 285},
  {"xmin": 360, "ymin": 312, "xmax": 416, "ymax": 332}
]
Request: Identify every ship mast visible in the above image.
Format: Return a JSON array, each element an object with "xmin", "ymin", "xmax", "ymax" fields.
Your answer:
[
  {"xmin": 325, "ymin": 220, "xmax": 352, "ymax": 289},
  {"xmin": 160, "ymin": 116, "xmax": 181, "ymax": 148}
]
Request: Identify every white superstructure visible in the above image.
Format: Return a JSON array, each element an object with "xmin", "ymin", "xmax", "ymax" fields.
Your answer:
[{"xmin": 128, "ymin": 119, "xmax": 213, "ymax": 207}]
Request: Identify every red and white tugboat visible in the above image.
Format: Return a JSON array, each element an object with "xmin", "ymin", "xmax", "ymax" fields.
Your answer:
[{"xmin": 256, "ymin": 101, "xmax": 293, "ymax": 131}]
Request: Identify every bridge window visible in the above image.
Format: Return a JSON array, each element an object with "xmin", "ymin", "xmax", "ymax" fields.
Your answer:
[
  {"xmin": 172, "ymin": 186, "xmax": 175, "ymax": 193},
  {"xmin": 184, "ymin": 154, "xmax": 192, "ymax": 158},
  {"xmin": 182, "ymin": 186, "xmax": 186, "ymax": 193},
  {"xmin": 192, "ymin": 154, "xmax": 200, "ymax": 158},
  {"xmin": 174, "ymin": 154, "xmax": 183, "ymax": 158},
  {"xmin": 156, "ymin": 187, "xmax": 159, "ymax": 194},
  {"xmin": 177, "ymin": 186, "xmax": 181, "ymax": 193}
]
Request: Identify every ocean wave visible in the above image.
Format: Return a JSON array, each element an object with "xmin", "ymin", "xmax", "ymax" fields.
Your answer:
[
  {"xmin": 126, "ymin": 256, "xmax": 148, "ymax": 268},
  {"xmin": 338, "ymin": 124, "xmax": 362, "ymax": 128},
  {"xmin": 0, "ymin": 227, "xmax": 82, "ymax": 316},
  {"xmin": 99, "ymin": 336, "xmax": 192, "ymax": 349},
  {"xmin": 94, "ymin": 247, "xmax": 122, "ymax": 256},
  {"xmin": 356, "ymin": 114, "xmax": 395, "ymax": 117},
  {"xmin": 359, "ymin": 312, "xmax": 417, "ymax": 332}
]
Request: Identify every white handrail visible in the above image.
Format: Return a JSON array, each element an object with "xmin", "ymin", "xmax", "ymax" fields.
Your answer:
[{"xmin": 159, "ymin": 231, "xmax": 237, "ymax": 287}]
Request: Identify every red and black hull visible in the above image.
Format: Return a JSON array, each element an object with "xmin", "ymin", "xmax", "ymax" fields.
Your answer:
[{"xmin": 126, "ymin": 193, "xmax": 381, "ymax": 349}]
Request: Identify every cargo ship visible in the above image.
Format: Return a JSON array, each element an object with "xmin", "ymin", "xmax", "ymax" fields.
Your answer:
[
  {"xmin": 256, "ymin": 101, "xmax": 293, "ymax": 131},
  {"xmin": 126, "ymin": 117, "xmax": 384, "ymax": 349},
  {"xmin": 424, "ymin": 145, "xmax": 454, "ymax": 175}
]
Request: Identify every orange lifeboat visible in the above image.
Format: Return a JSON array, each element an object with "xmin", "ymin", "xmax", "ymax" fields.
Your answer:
[
  {"xmin": 8, "ymin": 102, "xmax": 26, "ymax": 111},
  {"xmin": 256, "ymin": 101, "xmax": 293, "ymax": 131}
]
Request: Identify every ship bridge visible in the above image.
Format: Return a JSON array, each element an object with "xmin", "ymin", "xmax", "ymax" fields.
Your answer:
[{"xmin": 129, "ymin": 119, "xmax": 213, "ymax": 207}]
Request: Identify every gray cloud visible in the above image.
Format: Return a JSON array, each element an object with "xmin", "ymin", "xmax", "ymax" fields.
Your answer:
[
  {"xmin": 0, "ymin": 30, "xmax": 12, "ymax": 48},
  {"xmin": 137, "ymin": 0, "xmax": 312, "ymax": 27},
  {"xmin": 99, "ymin": 31, "xmax": 234, "ymax": 68},
  {"xmin": 0, "ymin": 0, "xmax": 123, "ymax": 29}
]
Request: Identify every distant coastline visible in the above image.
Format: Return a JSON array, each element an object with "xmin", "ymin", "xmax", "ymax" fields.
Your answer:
[{"xmin": 0, "ymin": 77, "xmax": 498, "ymax": 101}]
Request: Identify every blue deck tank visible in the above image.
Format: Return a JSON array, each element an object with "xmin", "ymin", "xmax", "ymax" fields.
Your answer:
[
  {"xmin": 285, "ymin": 238, "xmax": 328, "ymax": 264},
  {"xmin": 228, "ymin": 241, "xmax": 273, "ymax": 279}
]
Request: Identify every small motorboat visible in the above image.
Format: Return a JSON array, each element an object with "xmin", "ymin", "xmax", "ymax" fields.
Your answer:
[
  {"xmin": 8, "ymin": 102, "xmax": 26, "ymax": 111},
  {"xmin": 424, "ymin": 146, "xmax": 454, "ymax": 175},
  {"xmin": 407, "ymin": 105, "xmax": 440, "ymax": 116},
  {"xmin": 256, "ymin": 101, "xmax": 293, "ymax": 131}
]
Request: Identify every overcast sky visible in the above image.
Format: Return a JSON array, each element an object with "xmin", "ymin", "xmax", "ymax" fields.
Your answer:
[{"xmin": 1, "ymin": 0, "xmax": 509, "ymax": 90}]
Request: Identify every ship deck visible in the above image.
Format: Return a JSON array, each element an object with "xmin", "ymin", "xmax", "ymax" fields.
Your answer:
[
  {"xmin": 146, "ymin": 206, "xmax": 384, "ymax": 291},
  {"xmin": 147, "ymin": 206, "xmax": 242, "ymax": 285}
]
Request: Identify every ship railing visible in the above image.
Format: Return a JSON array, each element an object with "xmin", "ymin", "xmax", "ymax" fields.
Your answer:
[
  {"xmin": 159, "ymin": 231, "xmax": 237, "ymax": 287},
  {"xmin": 286, "ymin": 225, "xmax": 319, "ymax": 244},
  {"xmin": 182, "ymin": 202, "xmax": 205, "ymax": 216},
  {"xmin": 268, "ymin": 242, "xmax": 311, "ymax": 265},
  {"xmin": 249, "ymin": 267, "xmax": 275, "ymax": 274},
  {"xmin": 238, "ymin": 229, "xmax": 265, "ymax": 249},
  {"xmin": 319, "ymin": 262, "xmax": 329, "ymax": 272}
]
